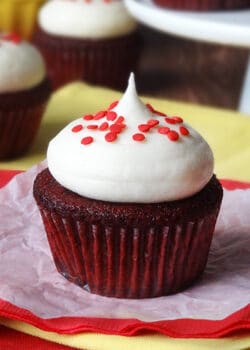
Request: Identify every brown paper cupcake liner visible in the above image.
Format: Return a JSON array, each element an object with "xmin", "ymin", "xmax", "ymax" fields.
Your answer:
[
  {"xmin": 38, "ymin": 206, "xmax": 218, "ymax": 298},
  {"xmin": 153, "ymin": 0, "xmax": 250, "ymax": 10},
  {"xmin": 33, "ymin": 28, "xmax": 142, "ymax": 90},
  {"xmin": 0, "ymin": 78, "xmax": 51, "ymax": 159}
]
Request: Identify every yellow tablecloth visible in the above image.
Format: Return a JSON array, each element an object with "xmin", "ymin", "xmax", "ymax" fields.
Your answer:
[{"xmin": 1, "ymin": 82, "xmax": 250, "ymax": 350}]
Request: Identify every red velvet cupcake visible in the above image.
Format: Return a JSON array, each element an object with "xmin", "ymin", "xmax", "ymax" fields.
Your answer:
[
  {"xmin": 0, "ymin": 33, "xmax": 51, "ymax": 159},
  {"xmin": 33, "ymin": 0, "xmax": 142, "ymax": 90},
  {"xmin": 153, "ymin": 0, "xmax": 250, "ymax": 10},
  {"xmin": 33, "ymin": 74, "xmax": 223, "ymax": 298}
]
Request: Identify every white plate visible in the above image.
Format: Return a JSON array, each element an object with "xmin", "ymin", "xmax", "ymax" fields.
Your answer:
[{"xmin": 124, "ymin": 0, "xmax": 250, "ymax": 48}]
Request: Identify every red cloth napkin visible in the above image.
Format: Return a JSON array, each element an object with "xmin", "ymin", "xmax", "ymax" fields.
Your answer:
[{"xmin": 0, "ymin": 169, "xmax": 23, "ymax": 188}]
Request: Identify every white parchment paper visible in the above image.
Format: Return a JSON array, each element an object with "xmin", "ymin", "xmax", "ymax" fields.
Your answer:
[{"xmin": 0, "ymin": 162, "xmax": 249, "ymax": 322}]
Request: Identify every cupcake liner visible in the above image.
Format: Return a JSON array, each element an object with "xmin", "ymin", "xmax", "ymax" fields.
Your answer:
[
  {"xmin": 0, "ymin": 0, "xmax": 46, "ymax": 39},
  {"xmin": 33, "ymin": 28, "xmax": 142, "ymax": 90},
  {"xmin": 38, "ymin": 205, "xmax": 219, "ymax": 298},
  {"xmin": 34, "ymin": 168, "xmax": 222, "ymax": 299},
  {"xmin": 153, "ymin": 0, "xmax": 250, "ymax": 10},
  {"xmin": 42, "ymin": 209, "xmax": 86, "ymax": 286},
  {"xmin": 0, "ymin": 78, "xmax": 51, "ymax": 159}
]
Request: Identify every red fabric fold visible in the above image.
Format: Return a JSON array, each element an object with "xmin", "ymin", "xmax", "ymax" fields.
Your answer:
[
  {"xmin": 220, "ymin": 179, "xmax": 250, "ymax": 190},
  {"xmin": 0, "ymin": 169, "xmax": 250, "ymax": 338},
  {"xmin": 0, "ymin": 169, "xmax": 23, "ymax": 188},
  {"xmin": 0, "ymin": 299, "xmax": 250, "ymax": 338}
]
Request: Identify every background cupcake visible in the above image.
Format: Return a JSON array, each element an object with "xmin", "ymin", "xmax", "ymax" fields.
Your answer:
[
  {"xmin": 33, "ymin": 74, "xmax": 223, "ymax": 299},
  {"xmin": 33, "ymin": 0, "xmax": 142, "ymax": 90},
  {"xmin": 0, "ymin": 33, "xmax": 51, "ymax": 159},
  {"xmin": 0, "ymin": 0, "xmax": 46, "ymax": 39},
  {"xmin": 152, "ymin": 0, "xmax": 250, "ymax": 10}
]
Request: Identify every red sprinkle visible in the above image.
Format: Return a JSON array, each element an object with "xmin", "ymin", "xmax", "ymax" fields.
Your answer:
[
  {"xmin": 94, "ymin": 111, "xmax": 106, "ymax": 120},
  {"xmin": 118, "ymin": 123, "xmax": 126, "ymax": 129},
  {"xmin": 138, "ymin": 124, "xmax": 151, "ymax": 132},
  {"xmin": 147, "ymin": 119, "xmax": 159, "ymax": 127},
  {"xmin": 71, "ymin": 124, "xmax": 83, "ymax": 133},
  {"xmin": 158, "ymin": 127, "xmax": 170, "ymax": 135},
  {"xmin": 115, "ymin": 116, "xmax": 125, "ymax": 124},
  {"xmin": 173, "ymin": 116, "xmax": 183, "ymax": 123},
  {"xmin": 110, "ymin": 124, "xmax": 124, "ymax": 133},
  {"xmin": 105, "ymin": 132, "xmax": 117, "ymax": 142},
  {"xmin": 154, "ymin": 110, "xmax": 166, "ymax": 117},
  {"xmin": 106, "ymin": 111, "xmax": 117, "ymax": 121},
  {"xmin": 3, "ymin": 32, "xmax": 22, "ymax": 44},
  {"xmin": 99, "ymin": 122, "xmax": 109, "ymax": 131},
  {"xmin": 87, "ymin": 124, "xmax": 98, "ymax": 130},
  {"xmin": 81, "ymin": 136, "xmax": 93, "ymax": 145},
  {"xmin": 146, "ymin": 103, "xmax": 154, "ymax": 112},
  {"xmin": 167, "ymin": 131, "xmax": 179, "ymax": 141},
  {"xmin": 108, "ymin": 100, "xmax": 119, "ymax": 110},
  {"xmin": 165, "ymin": 117, "xmax": 177, "ymax": 125},
  {"xmin": 179, "ymin": 126, "xmax": 190, "ymax": 136},
  {"xmin": 146, "ymin": 103, "xmax": 166, "ymax": 116},
  {"xmin": 133, "ymin": 133, "xmax": 145, "ymax": 142},
  {"xmin": 83, "ymin": 114, "xmax": 94, "ymax": 121}
]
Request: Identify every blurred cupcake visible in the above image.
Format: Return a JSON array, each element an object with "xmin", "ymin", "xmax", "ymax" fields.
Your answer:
[
  {"xmin": 0, "ymin": 33, "xmax": 51, "ymax": 159},
  {"xmin": 0, "ymin": 0, "xmax": 46, "ymax": 39},
  {"xmin": 33, "ymin": 0, "xmax": 142, "ymax": 90},
  {"xmin": 33, "ymin": 73, "xmax": 223, "ymax": 299},
  {"xmin": 153, "ymin": 0, "xmax": 250, "ymax": 10}
]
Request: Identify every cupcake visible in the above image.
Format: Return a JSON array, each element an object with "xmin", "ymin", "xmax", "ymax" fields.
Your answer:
[
  {"xmin": 33, "ymin": 73, "xmax": 223, "ymax": 299},
  {"xmin": 0, "ymin": 0, "xmax": 46, "ymax": 39},
  {"xmin": 153, "ymin": 0, "xmax": 250, "ymax": 10},
  {"xmin": 33, "ymin": 0, "xmax": 142, "ymax": 90},
  {"xmin": 0, "ymin": 33, "xmax": 51, "ymax": 159}
]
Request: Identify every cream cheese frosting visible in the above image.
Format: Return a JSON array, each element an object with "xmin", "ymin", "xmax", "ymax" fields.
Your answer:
[
  {"xmin": 0, "ymin": 34, "xmax": 46, "ymax": 93},
  {"xmin": 47, "ymin": 73, "xmax": 214, "ymax": 203},
  {"xmin": 38, "ymin": 0, "xmax": 137, "ymax": 39}
]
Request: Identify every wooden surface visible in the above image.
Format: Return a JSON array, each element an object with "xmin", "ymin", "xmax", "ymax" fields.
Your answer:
[{"xmin": 136, "ymin": 26, "xmax": 249, "ymax": 110}]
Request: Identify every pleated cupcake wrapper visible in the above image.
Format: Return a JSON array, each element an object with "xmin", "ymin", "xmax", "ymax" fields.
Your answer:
[
  {"xmin": 39, "ymin": 206, "xmax": 218, "ymax": 299},
  {"xmin": 0, "ymin": 0, "xmax": 46, "ymax": 39},
  {"xmin": 0, "ymin": 104, "xmax": 46, "ymax": 159},
  {"xmin": 33, "ymin": 29, "xmax": 142, "ymax": 90},
  {"xmin": 0, "ymin": 79, "xmax": 51, "ymax": 159},
  {"xmin": 153, "ymin": 0, "xmax": 250, "ymax": 10}
]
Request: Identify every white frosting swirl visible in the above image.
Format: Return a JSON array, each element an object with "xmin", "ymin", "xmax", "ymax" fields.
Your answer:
[
  {"xmin": 38, "ymin": 0, "xmax": 137, "ymax": 39},
  {"xmin": 47, "ymin": 73, "xmax": 214, "ymax": 203},
  {"xmin": 0, "ymin": 36, "xmax": 46, "ymax": 93}
]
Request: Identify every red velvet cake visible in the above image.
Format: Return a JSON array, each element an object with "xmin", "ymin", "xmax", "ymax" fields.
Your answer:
[
  {"xmin": 0, "ymin": 33, "xmax": 51, "ymax": 159},
  {"xmin": 34, "ymin": 169, "xmax": 222, "ymax": 298},
  {"xmin": 33, "ymin": 0, "xmax": 142, "ymax": 90},
  {"xmin": 153, "ymin": 0, "xmax": 250, "ymax": 10},
  {"xmin": 33, "ymin": 74, "xmax": 223, "ymax": 298}
]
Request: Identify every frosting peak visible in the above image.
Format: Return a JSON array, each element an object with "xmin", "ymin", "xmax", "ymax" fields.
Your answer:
[
  {"xmin": 114, "ymin": 73, "xmax": 152, "ymax": 122},
  {"xmin": 47, "ymin": 75, "xmax": 214, "ymax": 203}
]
